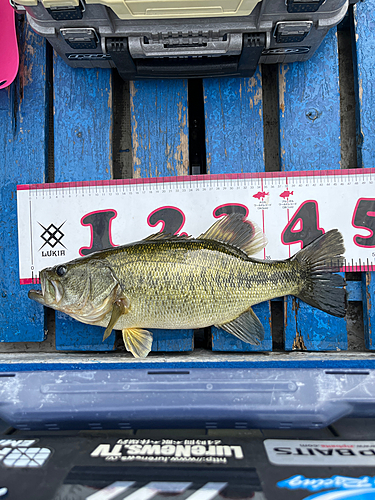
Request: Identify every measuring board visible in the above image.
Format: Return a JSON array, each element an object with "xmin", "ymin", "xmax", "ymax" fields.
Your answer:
[{"xmin": 17, "ymin": 168, "xmax": 375, "ymax": 283}]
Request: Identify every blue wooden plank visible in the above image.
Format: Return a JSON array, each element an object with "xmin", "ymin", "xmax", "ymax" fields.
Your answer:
[
  {"xmin": 203, "ymin": 72, "xmax": 272, "ymax": 351},
  {"xmin": 130, "ymin": 79, "xmax": 194, "ymax": 352},
  {"xmin": 53, "ymin": 55, "xmax": 115, "ymax": 351},
  {"xmin": 0, "ymin": 19, "xmax": 46, "ymax": 342},
  {"xmin": 353, "ymin": 0, "xmax": 375, "ymax": 348},
  {"xmin": 279, "ymin": 28, "xmax": 348, "ymax": 351},
  {"xmin": 362, "ymin": 273, "xmax": 374, "ymax": 349}
]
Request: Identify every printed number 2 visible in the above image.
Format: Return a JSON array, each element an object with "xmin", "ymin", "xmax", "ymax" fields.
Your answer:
[
  {"xmin": 352, "ymin": 198, "xmax": 375, "ymax": 248},
  {"xmin": 147, "ymin": 207, "xmax": 186, "ymax": 235},
  {"xmin": 87, "ymin": 481, "xmax": 228, "ymax": 500},
  {"xmin": 281, "ymin": 200, "xmax": 324, "ymax": 248}
]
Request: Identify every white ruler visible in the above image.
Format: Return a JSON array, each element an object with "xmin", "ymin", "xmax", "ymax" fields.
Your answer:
[{"xmin": 17, "ymin": 169, "xmax": 375, "ymax": 283}]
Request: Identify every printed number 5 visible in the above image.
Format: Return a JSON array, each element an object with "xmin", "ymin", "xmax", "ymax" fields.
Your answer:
[
  {"xmin": 352, "ymin": 198, "xmax": 375, "ymax": 248},
  {"xmin": 87, "ymin": 481, "xmax": 228, "ymax": 500}
]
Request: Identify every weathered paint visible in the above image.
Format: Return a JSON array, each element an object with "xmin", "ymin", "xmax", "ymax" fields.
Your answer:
[
  {"xmin": 130, "ymin": 79, "xmax": 193, "ymax": 352},
  {"xmin": 203, "ymin": 71, "xmax": 272, "ymax": 351},
  {"xmin": 279, "ymin": 28, "xmax": 348, "ymax": 351},
  {"xmin": 353, "ymin": 0, "xmax": 375, "ymax": 349},
  {"xmin": 0, "ymin": 19, "xmax": 46, "ymax": 342},
  {"xmin": 53, "ymin": 55, "xmax": 115, "ymax": 351},
  {"xmin": 130, "ymin": 80, "xmax": 189, "ymax": 178},
  {"xmin": 203, "ymin": 74, "xmax": 265, "ymax": 174}
]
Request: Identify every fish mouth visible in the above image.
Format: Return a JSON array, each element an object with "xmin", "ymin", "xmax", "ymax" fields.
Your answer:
[
  {"xmin": 28, "ymin": 278, "xmax": 64, "ymax": 306},
  {"xmin": 28, "ymin": 288, "xmax": 46, "ymax": 305}
]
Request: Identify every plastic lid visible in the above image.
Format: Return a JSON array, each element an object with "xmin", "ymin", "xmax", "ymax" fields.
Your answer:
[{"xmin": 0, "ymin": 0, "xmax": 19, "ymax": 89}]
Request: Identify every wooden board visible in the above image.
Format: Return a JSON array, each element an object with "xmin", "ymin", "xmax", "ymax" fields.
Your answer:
[
  {"xmin": 0, "ymin": 19, "xmax": 46, "ymax": 342},
  {"xmin": 279, "ymin": 28, "xmax": 348, "ymax": 351},
  {"xmin": 203, "ymin": 72, "xmax": 273, "ymax": 351},
  {"xmin": 353, "ymin": 0, "xmax": 375, "ymax": 348},
  {"xmin": 130, "ymin": 79, "xmax": 194, "ymax": 352},
  {"xmin": 53, "ymin": 56, "xmax": 115, "ymax": 351}
]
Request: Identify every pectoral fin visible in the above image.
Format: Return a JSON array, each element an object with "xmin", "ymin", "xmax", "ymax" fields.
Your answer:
[
  {"xmin": 123, "ymin": 328, "xmax": 153, "ymax": 358},
  {"xmin": 215, "ymin": 307, "xmax": 265, "ymax": 345},
  {"xmin": 102, "ymin": 297, "xmax": 130, "ymax": 341}
]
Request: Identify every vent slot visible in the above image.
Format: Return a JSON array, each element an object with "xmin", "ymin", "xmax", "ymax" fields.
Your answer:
[{"xmin": 147, "ymin": 371, "xmax": 190, "ymax": 375}]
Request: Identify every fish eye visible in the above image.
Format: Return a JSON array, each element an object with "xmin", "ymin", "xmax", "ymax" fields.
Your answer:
[{"xmin": 56, "ymin": 265, "xmax": 67, "ymax": 277}]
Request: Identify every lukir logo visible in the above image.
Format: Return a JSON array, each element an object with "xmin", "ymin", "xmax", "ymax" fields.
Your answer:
[{"xmin": 277, "ymin": 475, "xmax": 375, "ymax": 500}]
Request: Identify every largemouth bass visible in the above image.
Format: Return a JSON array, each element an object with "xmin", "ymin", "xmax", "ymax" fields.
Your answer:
[{"xmin": 29, "ymin": 214, "xmax": 347, "ymax": 357}]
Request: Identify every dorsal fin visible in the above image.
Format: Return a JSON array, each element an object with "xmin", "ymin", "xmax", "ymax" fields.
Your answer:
[
  {"xmin": 199, "ymin": 214, "xmax": 267, "ymax": 256},
  {"xmin": 141, "ymin": 232, "xmax": 192, "ymax": 242}
]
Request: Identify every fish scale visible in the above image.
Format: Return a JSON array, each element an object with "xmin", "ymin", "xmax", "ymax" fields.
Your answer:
[
  {"xmin": 28, "ymin": 214, "xmax": 347, "ymax": 357},
  {"xmin": 106, "ymin": 240, "xmax": 302, "ymax": 331}
]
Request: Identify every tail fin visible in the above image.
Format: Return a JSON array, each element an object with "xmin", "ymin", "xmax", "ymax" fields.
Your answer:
[{"xmin": 292, "ymin": 229, "xmax": 347, "ymax": 318}]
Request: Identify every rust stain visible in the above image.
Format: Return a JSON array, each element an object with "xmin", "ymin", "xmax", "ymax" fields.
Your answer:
[
  {"xmin": 22, "ymin": 28, "xmax": 38, "ymax": 88},
  {"xmin": 253, "ymin": 86, "xmax": 262, "ymax": 107},
  {"xmin": 283, "ymin": 299, "xmax": 288, "ymax": 328},
  {"xmin": 358, "ymin": 78, "xmax": 363, "ymax": 107},
  {"xmin": 107, "ymin": 76, "xmax": 112, "ymax": 110},
  {"xmin": 174, "ymin": 100, "xmax": 189, "ymax": 176},
  {"xmin": 248, "ymin": 76, "xmax": 257, "ymax": 89},
  {"xmin": 130, "ymin": 82, "xmax": 141, "ymax": 172},
  {"xmin": 206, "ymin": 152, "xmax": 211, "ymax": 174},
  {"xmin": 279, "ymin": 64, "xmax": 289, "ymax": 116},
  {"xmin": 292, "ymin": 298, "xmax": 306, "ymax": 350},
  {"xmin": 133, "ymin": 166, "xmax": 141, "ymax": 178},
  {"xmin": 293, "ymin": 331, "xmax": 307, "ymax": 350}
]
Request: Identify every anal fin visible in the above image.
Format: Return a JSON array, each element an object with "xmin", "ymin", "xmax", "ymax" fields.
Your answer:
[
  {"xmin": 123, "ymin": 328, "xmax": 153, "ymax": 358},
  {"xmin": 215, "ymin": 307, "xmax": 265, "ymax": 345}
]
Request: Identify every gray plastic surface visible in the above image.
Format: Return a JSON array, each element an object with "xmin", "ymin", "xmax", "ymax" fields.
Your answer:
[
  {"xmin": 1, "ymin": 368, "xmax": 375, "ymax": 430},
  {"xmin": 22, "ymin": 0, "xmax": 351, "ymax": 77}
]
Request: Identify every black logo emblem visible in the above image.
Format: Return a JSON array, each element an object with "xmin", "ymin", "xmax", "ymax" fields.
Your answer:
[{"xmin": 39, "ymin": 222, "xmax": 67, "ymax": 250}]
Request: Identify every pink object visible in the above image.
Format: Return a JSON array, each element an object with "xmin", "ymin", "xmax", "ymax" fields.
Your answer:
[{"xmin": 0, "ymin": 0, "xmax": 19, "ymax": 89}]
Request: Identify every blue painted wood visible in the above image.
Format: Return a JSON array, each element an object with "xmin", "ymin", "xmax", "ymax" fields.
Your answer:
[
  {"xmin": 203, "ymin": 72, "xmax": 272, "ymax": 351},
  {"xmin": 353, "ymin": 0, "xmax": 375, "ymax": 349},
  {"xmin": 130, "ymin": 79, "xmax": 194, "ymax": 352},
  {"xmin": 347, "ymin": 281, "xmax": 362, "ymax": 302},
  {"xmin": 211, "ymin": 302, "xmax": 272, "ymax": 352},
  {"xmin": 203, "ymin": 74, "xmax": 264, "ymax": 174},
  {"xmin": 279, "ymin": 28, "xmax": 348, "ymax": 351},
  {"xmin": 53, "ymin": 55, "xmax": 115, "ymax": 351},
  {"xmin": 362, "ymin": 273, "xmax": 374, "ymax": 349},
  {"xmin": 0, "ymin": 19, "xmax": 46, "ymax": 342}
]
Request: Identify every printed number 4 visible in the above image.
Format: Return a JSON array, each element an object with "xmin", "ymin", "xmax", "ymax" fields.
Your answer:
[
  {"xmin": 87, "ymin": 481, "xmax": 228, "ymax": 500},
  {"xmin": 282, "ymin": 200, "xmax": 324, "ymax": 249}
]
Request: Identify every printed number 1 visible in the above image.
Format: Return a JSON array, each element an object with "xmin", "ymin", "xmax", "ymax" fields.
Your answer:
[{"xmin": 87, "ymin": 481, "xmax": 228, "ymax": 500}]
